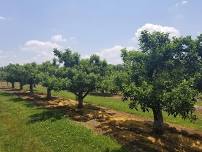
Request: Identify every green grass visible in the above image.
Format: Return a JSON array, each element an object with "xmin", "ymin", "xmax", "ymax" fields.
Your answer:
[
  {"xmin": 196, "ymin": 102, "xmax": 202, "ymax": 106},
  {"xmin": 34, "ymin": 85, "xmax": 202, "ymax": 132},
  {"xmin": 196, "ymin": 94, "xmax": 202, "ymax": 106},
  {"xmin": 0, "ymin": 92, "xmax": 126, "ymax": 152}
]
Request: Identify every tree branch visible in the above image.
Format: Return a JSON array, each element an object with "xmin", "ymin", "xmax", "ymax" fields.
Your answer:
[{"xmin": 82, "ymin": 90, "xmax": 90, "ymax": 99}]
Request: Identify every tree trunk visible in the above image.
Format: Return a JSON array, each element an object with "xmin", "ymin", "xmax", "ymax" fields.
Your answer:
[
  {"xmin": 30, "ymin": 83, "xmax": 34, "ymax": 94},
  {"xmin": 101, "ymin": 89, "xmax": 105, "ymax": 94},
  {"xmin": 152, "ymin": 108, "xmax": 164, "ymax": 134},
  {"xmin": 11, "ymin": 82, "xmax": 15, "ymax": 89},
  {"xmin": 20, "ymin": 83, "xmax": 23, "ymax": 90},
  {"xmin": 47, "ymin": 88, "xmax": 52, "ymax": 99},
  {"xmin": 77, "ymin": 95, "xmax": 83, "ymax": 109}
]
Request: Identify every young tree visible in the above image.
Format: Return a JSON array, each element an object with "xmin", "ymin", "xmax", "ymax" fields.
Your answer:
[
  {"xmin": 99, "ymin": 76, "xmax": 117, "ymax": 94},
  {"xmin": 12, "ymin": 64, "xmax": 27, "ymax": 90},
  {"xmin": 54, "ymin": 49, "xmax": 106, "ymax": 108},
  {"xmin": 23, "ymin": 63, "xmax": 39, "ymax": 94},
  {"xmin": 98, "ymin": 64, "xmax": 128, "ymax": 95},
  {"xmin": 4, "ymin": 64, "xmax": 19, "ymax": 88},
  {"xmin": 0, "ymin": 67, "xmax": 7, "ymax": 87},
  {"xmin": 67, "ymin": 64, "xmax": 98, "ymax": 108},
  {"xmin": 121, "ymin": 31, "xmax": 201, "ymax": 134},
  {"xmin": 38, "ymin": 61, "xmax": 68, "ymax": 99},
  {"xmin": 99, "ymin": 71, "xmax": 127, "ymax": 95}
]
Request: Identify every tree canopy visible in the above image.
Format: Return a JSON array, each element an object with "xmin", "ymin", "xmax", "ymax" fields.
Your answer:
[
  {"xmin": 38, "ymin": 61, "xmax": 68, "ymax": 98},
  {"xmin": 121, "ymin": 31, "xmax": 201, "ymax": 134},
  {"xmin": 54, "ymin": 49, "xmax": 107, "ymax": 108}
]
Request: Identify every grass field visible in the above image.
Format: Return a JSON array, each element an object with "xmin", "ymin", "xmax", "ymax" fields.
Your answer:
[
  {"xmin": 1, "ymin": 84, "xmax": 202, "ymax": 151},
  {"xmin": 0, "ymin": 92, "xmax": 126, "ymax": 152},
  {"xmin": 33, "ymin": 85, "xmax": 202, "ymax": 132}
]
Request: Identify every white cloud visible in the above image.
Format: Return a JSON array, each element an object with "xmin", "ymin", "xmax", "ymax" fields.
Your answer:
[
  {"xmin": 51, "ymin": 34, "xmax": 66, "ymax": 42},
  {"xmin": 94, "ymin": 45, "xmax": 136, "ymax": 64},
  {"xmin": 0, "ymin": 16, "xmax": 6, "ymax": 20},
  {"xmin": 22, "ymin": 35, "xmax": 64, "ymax": 62},
  {"xmin": 176, "ymin": 0, "xmax": 189, "ymax": 7},
  {"xmin": 23, "ymin": 40, "xmax": 60, "ymax": 51},
  {"xmin": 182, "ymin": 0, "xmax": 188, "ymax": 5},
  {"xmin": 97, "ymin": 45, "xmax": 123, "ymax": 64},
  {"xmin": 135, "ymin": 23, "xmax": 180, "ymax": 38},
  {"xmin": 0, "ymin": 34, "xmax": 78, "ymax": 66}
]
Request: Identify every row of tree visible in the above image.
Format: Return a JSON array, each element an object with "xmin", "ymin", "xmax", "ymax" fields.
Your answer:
[
  {"xmin": 0, "ymin": 31, "xmax": 202, "ymax": 134},
  {"xmin": 0, "ymin": 49, "xmax": 125, "ymax": 108}
]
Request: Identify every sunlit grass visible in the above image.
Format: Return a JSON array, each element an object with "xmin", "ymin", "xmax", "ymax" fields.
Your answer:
[{"xmin": 0, "ymin": 92, "xmax": 126, "ymax": 152}]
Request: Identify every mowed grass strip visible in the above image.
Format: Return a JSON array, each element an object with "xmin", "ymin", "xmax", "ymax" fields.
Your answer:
[
  {"xmin": 34, "ymin": 85, "xmax": 202, "ymax": 132},
  {"xmin": 0, "ymin": 92, "xmax": 126, "ymax": 152}
]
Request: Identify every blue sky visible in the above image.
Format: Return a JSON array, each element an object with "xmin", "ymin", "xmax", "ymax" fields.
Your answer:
[{"xmin": 0, "ymin": 0, "xmax": 202, "ymax": 65}]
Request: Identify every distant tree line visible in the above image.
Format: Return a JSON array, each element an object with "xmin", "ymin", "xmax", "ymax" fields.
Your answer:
[{"xmin": 0, "ymin": 31, "xmax": 202, "ymax": 134}]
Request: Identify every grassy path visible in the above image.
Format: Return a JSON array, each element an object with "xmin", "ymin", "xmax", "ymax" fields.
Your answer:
[{"xmin": 0, "ymin": 92, "xmax": 126, "ymax": 152}]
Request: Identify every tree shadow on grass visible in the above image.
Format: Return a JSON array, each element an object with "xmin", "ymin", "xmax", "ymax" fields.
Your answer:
[
  {"xmin": 27, "ymin": 102, "xmax": 202, "ymax": 151},
  {"xmin": 27, "ymin": 104, "xmax": 112, "ymax": 123},
  {"xmin": 28, "ymin": 106, "xmax": 68, "ymax": 123},
  {"xmin": 90, "ymin": 92, "xmax": 114, "ymax": 97},
  {"xmin": 98, "ymin": 119, "xmax": 202, "ymax": 152}
]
